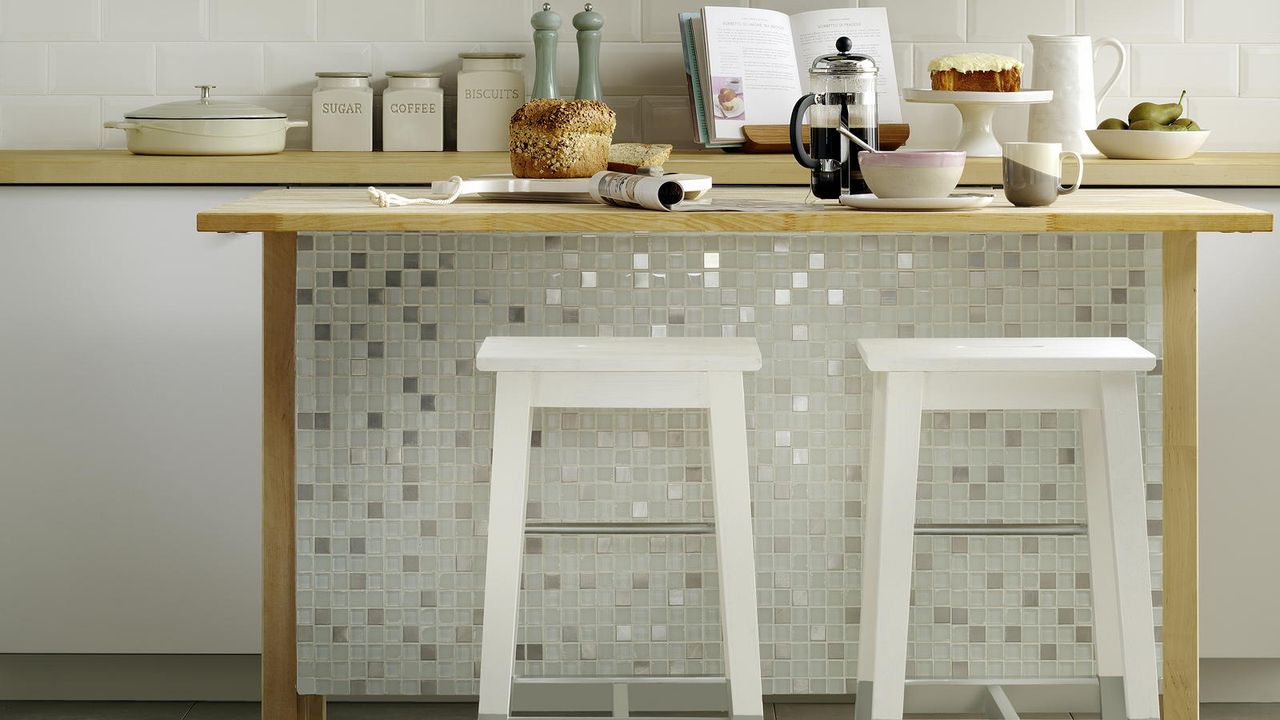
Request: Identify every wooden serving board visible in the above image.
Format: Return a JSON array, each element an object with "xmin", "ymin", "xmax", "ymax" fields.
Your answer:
[{"xmin": 740, "ymin": 123, "xmax": 910, "ymax": 153}]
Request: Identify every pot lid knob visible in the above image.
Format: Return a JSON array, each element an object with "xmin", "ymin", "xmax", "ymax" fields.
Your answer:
[{"xmin": 196, "ymin": 85, "xmax": 217, "ymax": 102}]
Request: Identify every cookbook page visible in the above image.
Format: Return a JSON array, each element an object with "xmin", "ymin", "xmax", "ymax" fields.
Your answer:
[
  {"xmin": 790, "ymin": 7, "xmax": 902, "ymax": 123},
  {"xmin": 701, "ymin": 6, "xmax": 804, "ymax": 143}
]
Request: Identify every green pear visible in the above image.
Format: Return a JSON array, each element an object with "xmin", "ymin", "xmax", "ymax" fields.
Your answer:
[
  {"xmin": 1128, "ymin": 90, "xmax": 1186, "ymax": 125},
  {"xmin": 1097, "ymin": 117, "xmax": 1128, "ymax": 130},
  {"xmin": 1129, "ymin": 119, "xmax": 1173, "ymax": 131},
  {"xmin": 1170, "ymin": 117, "xmax": 1202, "ymax": 131}
]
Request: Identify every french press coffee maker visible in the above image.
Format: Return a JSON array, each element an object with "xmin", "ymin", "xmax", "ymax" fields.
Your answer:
[{"xmin": 789, "ymin": 37, "xmax": 878, "ymax": 199}]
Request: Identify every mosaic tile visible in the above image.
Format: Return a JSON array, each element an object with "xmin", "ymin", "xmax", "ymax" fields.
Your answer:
[{"xmin": 295, "ymin": 231, "xmax": 1163, "ymax": 696}]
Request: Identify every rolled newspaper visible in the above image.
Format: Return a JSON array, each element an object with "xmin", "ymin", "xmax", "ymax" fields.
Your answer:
[{"xmin": 588, "ymin": 170, "xmax": 686, "ymax": 211}]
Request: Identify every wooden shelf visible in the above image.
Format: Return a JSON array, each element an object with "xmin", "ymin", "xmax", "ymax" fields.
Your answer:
[
  {"xmin": 196, "ymin": 187, "xmax": 1272, "ymax": 234},
  {"xmin": 3, "ymin": 149, "xmax": 1280, "ymax": 187}
]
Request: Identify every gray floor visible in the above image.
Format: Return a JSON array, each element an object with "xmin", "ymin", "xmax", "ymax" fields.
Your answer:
[{"xmin": 0, "ymin": 702, "xmax": 1276, "ymax": 720}]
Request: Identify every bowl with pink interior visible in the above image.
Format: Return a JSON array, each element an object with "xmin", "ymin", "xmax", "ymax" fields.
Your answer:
[{"xmin": 858, "ymin": 150, "xmax": 967, "ymax": 199}]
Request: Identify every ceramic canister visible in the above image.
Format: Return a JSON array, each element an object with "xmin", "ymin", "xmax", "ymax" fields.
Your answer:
[
  {"xmin": 456, "ymin": 53, "xmax": 525, "ymax": 152},
  {"xmin": 383, "ymin": 71, "xmax": 444, "ymax": 152},
  {"xmin": 312, "ymin": 72, "xmax": 373, "ymax": 151}
]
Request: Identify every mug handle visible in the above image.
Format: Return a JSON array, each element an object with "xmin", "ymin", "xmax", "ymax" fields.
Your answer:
[
  {"xmin": 1059, "ymin": 151, "xmax": 1084, "ymax": 195},
  {"xmin": 1094, "ymin": 37, "xmax": 1126, "ymax": 113}
]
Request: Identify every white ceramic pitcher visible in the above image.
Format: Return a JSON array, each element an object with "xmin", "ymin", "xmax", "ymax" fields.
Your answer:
[{"xmin": 1027, "ymin": 34, "xmax": 1126, "ymax": 155}]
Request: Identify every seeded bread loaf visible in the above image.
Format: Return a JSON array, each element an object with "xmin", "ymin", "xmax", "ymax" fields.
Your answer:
[
  {"xmin": 509, "ymin": 99, "xmax": 616, "ymax": 179},
  {"xmin": 929, "ymin": 53, "xmax": 1023, "ymax": 92}
]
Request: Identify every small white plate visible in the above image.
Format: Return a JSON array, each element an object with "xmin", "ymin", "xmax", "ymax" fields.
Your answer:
[{"xmin": 839, "ymin": 193, "xmax": 994, "ymax": 211}]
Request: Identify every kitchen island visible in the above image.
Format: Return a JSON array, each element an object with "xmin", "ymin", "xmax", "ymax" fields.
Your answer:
[{"xmin": 196, "ymin": 187, "xmax": 1269, "ymax": 720}]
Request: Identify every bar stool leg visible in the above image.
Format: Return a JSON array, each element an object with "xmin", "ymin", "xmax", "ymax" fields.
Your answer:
[
  {"xmin": 478, "ymin": 371, "xmax": 536, "ymax": 720},
  {"xmin": 706, "ymin": 371, "xmax": 765, "ymax": 720},
  {"xmin": 856, "ymin": 371, "xmax": 926, "ymax": 720},
  {"xmin": 1082, "ymin": 404, "xmax": 1129, "ymax": 720},
  {"xmin": 1097, "ymin": 372, "xmax": 1161, "ymax": 720}
]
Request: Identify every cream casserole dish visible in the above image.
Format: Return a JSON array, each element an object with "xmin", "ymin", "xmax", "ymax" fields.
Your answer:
[{"xmin": 105, "ymin": 86, "xmax": 307, "ymax": 156}]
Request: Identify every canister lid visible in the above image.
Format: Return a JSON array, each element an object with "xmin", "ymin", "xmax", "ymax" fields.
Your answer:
[
  {"xmin": 124, "ymin": 85, "xmax": 286, "ymax": 120},
  {"xmin": 315, "ymin": 71, "xmax": 372, "ymax": 78},
  {"xmin": 386, "ymin": 71, "xmax": 443, "ymax": 78},
  {"xmin": 809, "ymin": 36, "xmax": 877, "ymax": 75},
  {"xmin": 458, "ymin": 52, "xmax": 525, "ymax": 59}
]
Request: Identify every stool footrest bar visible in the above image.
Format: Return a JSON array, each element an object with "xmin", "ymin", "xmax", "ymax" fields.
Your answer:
[
  {"xmin": 523, "ymin": 522, "xmax": 716, "ymax": 535},
  {"xmin": 914, "ymin": 522, "xmax": 1088, "ymax": 536},
  {"xmin": 513, "ymin": 675, "xmax": 727, "ymax": 685}
]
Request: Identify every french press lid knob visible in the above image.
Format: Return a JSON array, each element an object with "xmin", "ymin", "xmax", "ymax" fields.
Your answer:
[{"xmin": 809, "ymin": 36, "xmax": 876, "ymax": 75}]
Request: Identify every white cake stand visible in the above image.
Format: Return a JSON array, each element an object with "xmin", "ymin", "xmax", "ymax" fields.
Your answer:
[{"xmin": 902, "ymin": 88, "xmax": 1052, "ymax": 157}]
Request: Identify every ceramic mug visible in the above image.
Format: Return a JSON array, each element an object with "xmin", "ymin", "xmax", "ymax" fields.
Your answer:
[{"xmin": 1002, "ymin": 142, "xmax": 1084, "ymax": 207}]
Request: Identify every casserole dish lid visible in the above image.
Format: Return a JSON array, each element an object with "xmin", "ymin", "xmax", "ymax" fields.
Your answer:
[{"xmin": 125, "ymin": 85, "xmax": 287, "ymax": 120}]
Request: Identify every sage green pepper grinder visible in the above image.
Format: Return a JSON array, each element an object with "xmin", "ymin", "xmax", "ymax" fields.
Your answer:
[
  {"xmin": 573, "ymin": 2, "xmax": 603, "ymax": 101},
  {"xmin": 530, "ymin": 3, "xmax": 560, "ymax": 100}
]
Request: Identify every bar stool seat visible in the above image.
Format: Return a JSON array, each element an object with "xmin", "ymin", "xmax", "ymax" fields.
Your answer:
[
  {"xmin": 476, "ymin": 336, "xmax": 765, "ymax": 720},
  {"xmin": 854, "ymin": 337, "xmax": 1161, "ymax": 720}
]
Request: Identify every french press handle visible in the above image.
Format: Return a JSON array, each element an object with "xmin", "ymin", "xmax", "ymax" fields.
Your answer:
[{"xmin": 789, "ymin": 94, "xmax": 819, "ymax": 170}]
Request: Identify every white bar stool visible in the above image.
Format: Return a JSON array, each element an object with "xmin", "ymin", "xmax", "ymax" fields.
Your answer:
[
  {"xmin": 475, "ymin": 336, "xmax": 766, "ymax": 720},
  {"xmin": 853, "ymin": 337, "xmax": 1160, "ymax": 720}
]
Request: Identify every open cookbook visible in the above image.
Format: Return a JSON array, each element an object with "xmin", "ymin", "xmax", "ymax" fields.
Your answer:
[{"xmin": 679, "ymin": 6, "xmax": 902, "ymax": 146}]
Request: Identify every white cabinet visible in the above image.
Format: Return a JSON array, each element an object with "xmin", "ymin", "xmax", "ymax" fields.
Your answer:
[{"xmin": 0, "ymin": 187, "xmax": 263, "ymax": 653}]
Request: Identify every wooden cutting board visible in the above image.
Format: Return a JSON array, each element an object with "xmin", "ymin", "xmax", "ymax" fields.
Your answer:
[{"xmin": 739, "ymin": 123, "xmax": 910, "ymax": 153}]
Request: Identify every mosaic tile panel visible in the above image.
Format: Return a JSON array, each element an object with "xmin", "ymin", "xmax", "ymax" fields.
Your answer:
[{"xmin": 294, "ymin": 231, "xmax": 1163, "ymax": 696}]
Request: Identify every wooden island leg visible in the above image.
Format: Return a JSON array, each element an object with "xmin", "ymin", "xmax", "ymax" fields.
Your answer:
[
  {"xmin": 263, "ymin": 231, "xmax": 326, "ymax": 720},
  {"xmin": 1161, "ymin": 231, "xmax": 1198, "ymax": 720}
]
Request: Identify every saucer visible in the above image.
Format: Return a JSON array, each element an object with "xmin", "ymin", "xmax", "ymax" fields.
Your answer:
[{"xmin": 839, "ymin": 193, "xmax": 994, "ymax": 211}]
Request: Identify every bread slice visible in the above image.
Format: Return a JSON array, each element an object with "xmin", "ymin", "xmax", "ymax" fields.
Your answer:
[{"xmin": 607, "ymin": 143, "xmax": 673, "ymax": 173}]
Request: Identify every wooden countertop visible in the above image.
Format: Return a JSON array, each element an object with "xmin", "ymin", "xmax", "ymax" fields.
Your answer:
[
  {"xmin": 197, "ymin": 187, "xmax": 1272, "ymax": 234},
  {"xmin": 5, "ymin": 150, "xmax": 1280, "ymax": 187}
]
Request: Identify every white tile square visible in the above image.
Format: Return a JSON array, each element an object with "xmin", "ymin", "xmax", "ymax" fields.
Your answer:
[
  {"xmin": 103, "ymin": 0, "xmax": 206, "ymax": 40},
  {"xmin": 265, "ymin": 43, "xmax": 373, "ymax": 95},
  {"xmin": 0, "ymin": 96, "xmax": 102, "ymax": 148},
  {"xmin": 1077, "ymin": 0, "xmax": 1182, "ymax": 43},
  {"xmin": 157, "ymin": 43, "xmax": 265, "ymax": 96},
  {"xmin": 751, "ymin": 0, "xmax": 855, "ymax": 12},
  {"xmin": 862, "ymin": 0, "xmax": 965, "ymax": 43},
  {"xmin": 211, "ymin": 0, "xmax": 316, "ymax": 40},
  {"xmin": 966, "ymin": 0, "xmax": 1073, "ymax": 42},
  {"xmin": 0, "ymin": 43, "xmax": 48, "ymax": 94},
  {"xmin": 1188, "ymin": 97, "xmax": 1280, "ymax": 150},
  {"xmin": 640, "ymin": 0, "xmax": 747, "ymax": 43},
  {"xmin": 1241, "ymin": 45, "xmax": 1280, "ymax": 98},
  {"xmin": 641, "ymin": 96, "xmax": 697, "ymax": 148},
  {"xmin": 426, "ymin": 0, "xmax": 527, "ymax": 41},
  {"xmin": 1187, "ymin": 0, "xmax": 1280, "ymax": 42},
  {"xmin": 49, "ymin": 43, "xmax": 155, "ymax": 94},
  {"xmin": 1131, "ymin": 44, "xmax": 1237, "ymax": 97},
  {"xmin": 560, "ymin": 0, "xmax": 642, "ymax": 42},
  {"xmin": 318, "ymin": 0, "xmax": 424, "ymax": 41},
  {"xmin": 606, "ymin": 96, "xmax": 643, "ymax": 143},
  {"xmin": 0, "ymin": 0, "xmax": 99, "ymax": 40}
]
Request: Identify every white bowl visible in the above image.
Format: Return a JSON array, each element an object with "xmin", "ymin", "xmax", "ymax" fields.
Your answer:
[
  {"xmin": 1086, "ymin": 129, "xmax": 1210, "ymax": 160},
  {"xmin": 858, "ymin": 150, "xmax": 967, "ymax": 199}
]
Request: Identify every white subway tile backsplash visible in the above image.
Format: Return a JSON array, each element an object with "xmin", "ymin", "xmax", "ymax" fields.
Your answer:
[
  {"xmin": 556, "ymin": 42, "xmax": 687, "ymax": 97},
  {"xmin": 0, "ymin": 96, "xmax": 101, "ymax": 148},
  {"xmin": 751, "ymin": 0, "xmax": 856, "ymax": 12},
  {"xmin": 1076, "ymin": 0, "xmax": 1182, "ymax": 43},
  {"xmin": 103, "ymin": 0, "xmax": 206, "ymax": 41},
  {"xmin": 1131, "ymin": 44, "xmax": 1237, "ymax": 98},
  {"xmin": 641, "ymin": 1, "xmax": 747, "ymax": 43},
  {"xmin": 1240, "ymin": 45, "xmax": 1280, "ymax": 98},
  {"xmin": 900, "ymin": 101, "xmax": 960, "ymax": 150},
  {"xmin": 0, "ymin": 43, "xmax": 48, "ymax": 94},
  {"xmin": 425, "ymin": 0, "xmax": 527, "ymax": 42},
  {"xmin": 1188, "ymin": 97, "xmax": 1280, "ymax": 150},
  {"xmin": 563, "ymin": 0, "xmax": 642, "ymax": 42},
  {"xmin": 372, "ymin": 42, "xmax": 532, "ymax": 92},
  {"xmin": 0, "ymin": 0, "xmax": 99, "ymax": 41},
  {"xmin": 1187, "ymin": 0, "xmax": 1280, "ymax": 43},
  {"xmin": 211, "ymin": 0, "xmax": 316, "ymax": 41},
  {"xmin": 318, "ymin": 0, "xmax": 424, "ymax": 42},
  {"xmin": 966, "ymin": 0, "xmax": 1074, "ymax": 43},
  {"xmin": 641, "ymin": 96, "xmax": 696, "ymax": 147},
  {"xmin": 862, "ymin": 0, "xmax": 965, "ymax": 43},
  {"xmin": 157, "ymin": 43, "xmax": 265, "ymax": 96},
  {"xmin": 891, "ymin": 42, "xmax": 913, "ymax": 92},
  {"xmin": 50, "ymin": 43, "xmax": 155, "ymax": 95},
  {"xmin": 605, "ymin": 95, "xmax": 642, "ymax": 142},
  {"xmin": 264, "ymin": 42, "xmax": 372, "ymax": 96}
]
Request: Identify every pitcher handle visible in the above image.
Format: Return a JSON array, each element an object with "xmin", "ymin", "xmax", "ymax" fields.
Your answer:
[{"xmin": 1093, "ymin": 37, "xmax": 1126, "ymax": 113}]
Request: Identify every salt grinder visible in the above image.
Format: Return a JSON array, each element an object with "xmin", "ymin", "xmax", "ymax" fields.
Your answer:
[
  {"xmin": 573, "ymin": 3, "xmax": 603, "ymax": 101},
  {"xmin": 531, "ymin": 3, "xmax": 560, "ymax": 100}
]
